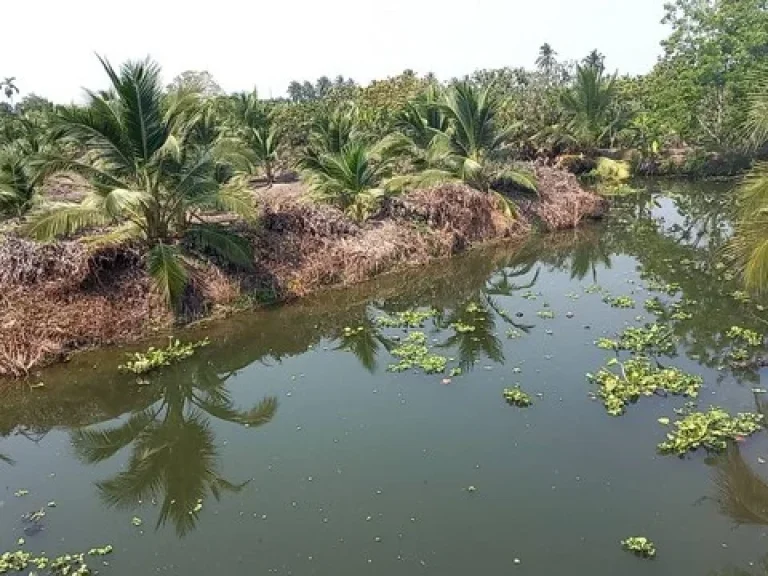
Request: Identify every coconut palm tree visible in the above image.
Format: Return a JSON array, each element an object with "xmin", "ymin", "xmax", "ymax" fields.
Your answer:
[
  {"xmin": 396, "ymin": 82, "xmax": 536, "ymax": 210},
  {"xmin": 728, "ymin": 73, "xmax": 768, "ymax": 292},
  {"xmin": 582, "ymin": 49, "xmax": 605, "ymax": 72},
  {"xmin": 536, "ymin": 43, "xmax": 558, "ymax": 78},
  {"xmin": 0, "ymin": 145, "xmax": 38, "ymax": 216},
  {"xmin": 221, "ymin": 92, "xmax": 282, "ymax": 186},
  {"xmin": 70, "ymin": 360, "xmax": 278, "ymax": 537},
  {"xmin": 1, "ymin": 77, "xmax": 19, "ymax": 102},
  {"xmin": 561, "ymin": 64, "xmax": 618, "ymax": 151},
  {"xmin": 299, "ymin": 140, "xmax": 398, "ymax": 221},
  {"xmin": 23, "ymin": 56, "xmax": 255, "ymax": 309}
]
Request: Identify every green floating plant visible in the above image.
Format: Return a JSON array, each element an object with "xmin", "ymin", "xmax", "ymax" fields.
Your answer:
[
  {"xmin": 537, "ymin": 309, "xmax": 555, "ymax": 319},
  {"xmin": 621, "ymin": 536, "xmax": 656, "ymax": 558},
  {"xmin": 603, "ymin": 295, "xmax": 636, "ymax": 309},
  {"xmin": 587, "ymin": 357, "xmax": 701, "ymax": 416},
  {"xmin": 119, "ymin": 338, "xmax": 209, "ymax": 375},
  {"xmin": 0, "ymin": 543, "xmax": 113, "ymax": 575},
  {"xmin": 451, "ymin": 322, "xmax": 476, "ymax": 334},
  {"xmin": 594, "ymin": 324, "xmax": 676, "ymax": 356},
  {"xmin": 503, "ymin": 385, "xmax": 533, "ymax": 407},
  {"xmin": 643, "ymin": 297, "xmax": 665, "ymax": 315},
  {"xmin": 727, "ymin": 326, "xmax": 763, "ymax": 347},
  {"xmin": 658, "ymin": 407, "xmax": 764, "ymax": 455},
  {"xmin": 387, "ymin": 332, "xmax": 447, "ymax": 375},
  {"xmin": 375, "ymin": 309, "xmax": 437, "ymax": 328}
]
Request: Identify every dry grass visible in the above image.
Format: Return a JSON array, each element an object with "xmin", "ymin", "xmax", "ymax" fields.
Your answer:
[
  {"xmin": 0, "ymin": 167, "xmax": 604, "ymax": 378},
  {"xmin": 527, "ymin": 166, "xmax": 607, "ymax": 230}
]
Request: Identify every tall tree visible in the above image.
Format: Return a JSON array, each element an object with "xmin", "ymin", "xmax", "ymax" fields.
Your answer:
[
  {"xmin": 315, "ymin": 76, "xmax": 332, "ymax": 98},
  {"xmin": 166, "ymin": 70, "xmax": 223, "ymax": 96},
  {"xmin": 648, "ymin": 0, "xmax": 768, "ymax": 148},
  {"xmin": 1, "ymin": 77, "xmax": 19, "ymax": 102},
  {"xmin": 582, "ymin": 49, "xmax": 605, "ymax": 72},
  {"xmin": 561, "ymin": 64, "xmax": 618, "ymax": 151},
  {"xmin": 536, "ymin": 43, "xmax": 558, "ymax": 78}
]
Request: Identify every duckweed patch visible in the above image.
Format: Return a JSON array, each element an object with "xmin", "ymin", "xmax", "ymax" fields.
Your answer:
[
  {"xmin": 375, "ymin": 309, "xmax": 437, "ymax": 328},
  {"xmin": 388, "ymin": 332, "xmax": 448, "ymax": 374},
  {"xmin": 503, "ymin": 386, "xmax": 533, "ymax": 407},
  {"xmin": 119, "ymin": 338, "xmax": 209, "ymax": 375},
  {"xmin": 536, "ymin": 309, "xmax": 555, "ymax": 319},
  {"xmin": 621, "ymin": 536, "xmax": 656, "ymax": 558},
  {"xmin": 658, "ymin": 408, "xmax": 763, "ymax": 455},
  {"xmin": 588, "ymin": 358, "xmax": 702, "ymax": 416}
]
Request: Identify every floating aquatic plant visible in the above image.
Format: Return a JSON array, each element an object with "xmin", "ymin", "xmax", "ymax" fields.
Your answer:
[
  {"xmin": 503, "ymin": 386, "xmax": 533, "ymax": 407},
  {"xmin": 451, "ymin": 322, "xmax": 476, "ymax": 334},
  {"xmin": 658, "ymin": 408, "xmax": 763, "ymax": 455},
  {"xmin": 388, "ymin": 332, "xmax": 447, "ymax": 374},
  {"xmin": 643, "ymin": 297, "xmax": 665, "ymax": 315},
  {"xmin": 537, "ymin": 309, "xmax": 555, "ymax": 319},
  {"xmin": 621, "ymin": 536, "xmax": 656, "ymax": 558},
  {"xmin": 119, "ymin": 338, "xmax": 209, "ymax": 375},
  {"xmin": 588, "ymin": 357, "xmax": 702, "ymax": 416},
  {"xmin": 603, "ymin": 295, "xmax": 636, "ymax": 309},
  {"xmin": 0, "ymin": 543, "xmax": 113, "ymax": 575},
  {"xmin": 506, "ymin": 329, "xmax": 522, "ymax": 339},
  {"xmin": 727, "ymin": 326, "xmax": 763, "ymax": 347},
  {"xmin": 594, "ymin": 324, "xmax": 676, "ymax": 356},
  {"xmin": 375, "ymin": 309, "xmax": 437, "ymax": 328}
]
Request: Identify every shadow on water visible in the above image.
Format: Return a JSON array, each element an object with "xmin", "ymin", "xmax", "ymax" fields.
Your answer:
[{"xmin": 4, "ymin": 179, "xmax": 768, "ymax": 554}]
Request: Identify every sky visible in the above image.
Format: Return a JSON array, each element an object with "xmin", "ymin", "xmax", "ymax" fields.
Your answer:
[{"xmin": 3, "ymin": 0, "xmax": 671, "ymax": 103}]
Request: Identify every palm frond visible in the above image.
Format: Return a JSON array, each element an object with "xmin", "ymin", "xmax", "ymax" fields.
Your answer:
[
  {"xmin": 184, "ymin": 224, "xmax": 253, "ymax": 269},
  {"xmin": 147, "ymin": 243, "xmax": 189, "ymax": 308},
  {"xmin": 23, "ymin": 202, "xmax": 111, "ymax": 241}
]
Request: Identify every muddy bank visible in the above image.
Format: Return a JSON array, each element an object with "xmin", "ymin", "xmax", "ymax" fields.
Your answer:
[{"xmin": 0, "ymin": 167, "xmax": 605, "ymax": 378}]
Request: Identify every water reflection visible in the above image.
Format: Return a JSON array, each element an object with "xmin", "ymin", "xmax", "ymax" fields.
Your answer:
[
  {"xmin": 0, "ymin": 452, "xmax": 14, "ymax": 465},
  {"xmin": 70, "ymin": 360, "xmax": 278, "ymax": 536},
  {"xmin": 712, "ymin": 446, "xmax": 768, "ymax": 526}
]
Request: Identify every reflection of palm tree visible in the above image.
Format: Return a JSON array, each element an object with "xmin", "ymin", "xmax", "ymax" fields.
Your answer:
[
  {"xmin": 71, "ymin": 364, "xmax": 277, "ymax": 536},
  {"xmin": 437, "ymin": 299, "xmax": 504, "ymax": 372},
  {"xmin": 569, "ymin": 232, "xmax": 612, "ymax": 282},
  {"xmin": 712, "ymin": 446, "xmax": 768, "ymax": 526},
  {"xmin": 333, "ymin": 314, "xmax": 395, "ymax": 373}
]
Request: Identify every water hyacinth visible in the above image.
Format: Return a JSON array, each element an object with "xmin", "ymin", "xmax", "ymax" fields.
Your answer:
[
  {"xmin": 658, "ymin": 407, "xmax": 764, "ymax": 455},
  {"xmin": 387, "ymin": 332, "xmax": 448, "ymax": 374},
  {"xmin": 375, "ymin": 309, "xmax": 437, "ymax": 328},
  {"xmin": 503, "ymin": 386, "xmax": 533, "ymax": 407},
  {"xmin": 603, "ymin": 295, "xmax": 636, "ymax": 308},
  {"xmin": 588, "ymin": 357, "xmax": 702, "ymax": 416},
  {"xmin": 119, "ymin": 338, "xmax": 210, "ymax": 375},
  {"xmin": 621, "ymin": 536, "xmax": 656, "ymax": 558}
]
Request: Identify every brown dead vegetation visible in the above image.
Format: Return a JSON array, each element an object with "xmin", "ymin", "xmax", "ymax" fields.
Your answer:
[{"xmin": 0, "ymin": 167, "xmax": 605, "ymax": 378}]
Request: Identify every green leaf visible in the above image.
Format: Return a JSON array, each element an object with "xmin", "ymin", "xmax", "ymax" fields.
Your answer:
[
  {"xmin": 184, "ymin": 224, "xmax": 253, "ymax": 269},
  {"xmin": 147, "ymin": 243, "xmax": 189, "ymax": 308}
]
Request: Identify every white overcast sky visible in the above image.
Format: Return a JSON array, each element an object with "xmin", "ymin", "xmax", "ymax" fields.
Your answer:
[{"xmin": 4, "ymin": 0, "xmax": 670, "ymax": 103}]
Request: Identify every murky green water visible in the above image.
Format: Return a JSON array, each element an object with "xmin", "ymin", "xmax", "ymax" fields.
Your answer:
[{"xmin": 3, "ymin": 180, "xmax": 768, "ymax": 576}]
